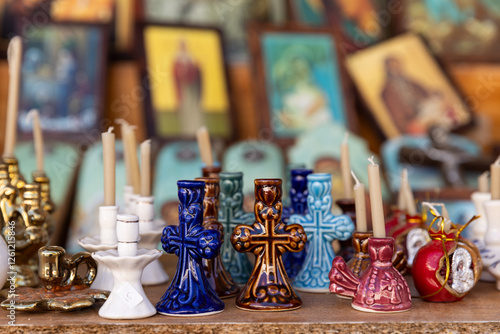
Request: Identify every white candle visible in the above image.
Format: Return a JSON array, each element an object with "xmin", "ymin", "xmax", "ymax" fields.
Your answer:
[
  {"xmin": 367, "ymin": 156, "xmax": 385, "ymax": 238},
  {"xmin": 397, "ymin": 170, "xmax": 407, "ymax": 212},
  {"xmin": 478, "ymin": 171, "xmax": 489, "ymax": 193},
  {"xmin": 29, "ymin": 110, "xmax": 44, "ymax": 172},
  {"xmin": 123, "ymin": 125, "xmax": 140, "ymax": 194},
  {"xmin": 402, "ymin": 169, "xmax": 417, "ymax": 216},
  {"xmin": 491, "ymin": 156, "xmax": 500, "ymax": 200},
  {"xmin": 3, "ymin": 37, "xmax": 22, "ymax": 158},
  {"xmin": 196, "ymin": 126, "xmax": 213, "ymax": 167},
  {"xmin": 351, "ymin": 170, "xmax": 367, "ymax": 232},
  {"xmin": 140, "ymin": 139, "xmax": 151, "ymax": 197},
  {"xmin": 423, "ymin": 202, "xmax": 451, "ymax": 232},
  {"xmin": 117, "ymin": 119, "xmax": 132, "ymax": 186},
  {"xmin": 102, "ymin": 127, "xmax": 116, "ymax": 206},
  {"xmin": 341, "ymin": 132, "xmax": 353, "ymax": 199}
]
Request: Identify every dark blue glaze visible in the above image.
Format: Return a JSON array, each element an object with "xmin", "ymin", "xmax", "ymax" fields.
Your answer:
[
  {"xmin": 282, "ymin": 168, "xmax": 313, "ymax": 279},
  {"xmin": 156, "ymin": 180, "xmax": 224, "ymax": 316}
]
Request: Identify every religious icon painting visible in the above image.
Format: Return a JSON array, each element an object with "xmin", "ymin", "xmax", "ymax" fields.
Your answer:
[
  {"xmin": 249, "ymin": 25, "xmax": 356, "ymax": 143},
  {"xmin": 137, "ymin": 0, "xmax": 287, "ymax": 62},
  {"xmin": 17, "ymin": 23, "xmax": 108, "ymax": 140},
  {"xmin": 346, "ymin": 33, "xmax": 473, "ymax": 138},
  {"xmin": 396, "ymin": 0, "xmax": 500, "ymax": 61},
  {"xmin": 288, "ymin": 0, "xmax": 327, "ymax": 26},
  {"xmin": 139, "ymin": 24, "xmax": 233, "ymax": 140},
  {"xmin": 322, "ymin": 0, "xmax": 390, "ymax": 54}
]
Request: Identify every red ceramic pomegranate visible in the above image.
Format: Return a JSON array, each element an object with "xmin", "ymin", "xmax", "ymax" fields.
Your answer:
[{"xmin": 412, "ymin": 228, "xmax": 481, "ymax": 302}]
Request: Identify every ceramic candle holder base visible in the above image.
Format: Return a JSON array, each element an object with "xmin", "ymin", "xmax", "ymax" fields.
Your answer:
[
  {"xmin": 93, "ymin": 249, "xmax": 161, "ymax": 319},
  {"xmin": 78, "ymin": 236, "xmax": 117, "ymax": 291},
  {"xmin": 481, "ymin": 200, "xmax": 500, "ymax": 288},
  {"xmin": 139, "ymin": 226, "xmax": 169, "ymax": 286},
  {"xmin": 329, "ymin": 237, "xmax": 411, "ymax": 313}
]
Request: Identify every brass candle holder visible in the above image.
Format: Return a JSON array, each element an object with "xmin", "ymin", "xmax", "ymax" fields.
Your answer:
[{"xmin": 0, "ymin": 156, "xmax": 54, "ymax": 288}]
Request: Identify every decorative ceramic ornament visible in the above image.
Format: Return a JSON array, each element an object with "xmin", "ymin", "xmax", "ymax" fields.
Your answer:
[
  {"xmin": 195, "ymin": 177, "xmax": 239, "ymax": 298},
  {"xmin": 329, "ymin": 237, "xmax": 412, "ymax": 313},
  {"xmin": 412, "ymin": 213, "xmax": 481, "ymax": 302},
  {"xmin": 282, "ymin": 168, "xmax": 312, "ymax": 279},
  {"xmin": 231, "ymin": 179, "xmax": 306, "ymax": 311},
  {"xmin": 94, "ymin": 214, "xmax": 161, "ymax": 319},
  {"xmin": 290, "ymin": 173, "xmax": 354, "ymax": 292},
  {"xmin": 157, "ymin": 180, "xmax": 224, "ymax": 316},
  {"xmin": 219, "ymin": 172, "xmax": 254, "ymax": 284}
]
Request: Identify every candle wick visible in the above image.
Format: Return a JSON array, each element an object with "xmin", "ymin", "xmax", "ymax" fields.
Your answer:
[
  {"xmin": 343, "ymin": 131, "xmax": 349, "ymax": 144},
  {"xmin": 351, "ymin": 170, "xmax": 360, "ymax": 185},
  {"xmin": 481, "ymin": 171, "xmax": 490, "ymax": 178},
  {"xmin": 142, "ymin": 139, "xmax": 151, "ymax": 145},
  {"xmin": 368, "ymin": 156, "xmax": 375, "ymax": 165},
  {"xmin": 115, "ymin": 118, "xmax": 129, "ymax": 127},
  {"xmin": 495, "ymin": 156, "xmax": 500, "ymax": 165},
  {"xmin": 107, "ymin": 126, "xmax": 114, "ymax": 133}
]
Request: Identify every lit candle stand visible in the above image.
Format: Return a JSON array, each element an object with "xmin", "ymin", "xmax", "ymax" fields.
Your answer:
[
  {"xmin": 329, "ymin": 157, "xmax": 411, "ymax": 313},
  {"xmin": 93, "ymin": 214, "xmax": 161, "ymax": 319}
]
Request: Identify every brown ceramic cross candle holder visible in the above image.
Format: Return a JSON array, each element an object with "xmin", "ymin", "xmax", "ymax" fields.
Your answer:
[
  {"xmin": 231, "ymin": 179, "xmax": 307, "ymax": 311},
  {"xmin": 196, "ymin": 177, "xmax": 239, "ymax": 298}
]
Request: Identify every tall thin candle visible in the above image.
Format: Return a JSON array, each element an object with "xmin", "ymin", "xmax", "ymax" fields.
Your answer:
[
  {"xmin": 124, "ymin": 125, "xmax": 140, "ymax": 194},
  {"xmin": 196, "ymin": 126, "xmax": 213, "ymax": 167},
  {"xmin": 3, "ymin": 37, "xmax": 22, "ymax": 157},
  {"xmin": 117, "ymin": 119, "xmax": 132, "ymax": 186},
  {"xmin": 491, "ymin": 156, "xmax": 500, "ymax": 200},
  {"xmin": 351, "ymin": 170, "xmax": 367, "ymax": 232},
  {"xmin": 102, "ymin": 127, "xmax": 116, "ymax": 206},
  {"xmin": 341, "ymin": 132, "xmax": 353, "ymax": 199},
  {"xmin": 402, "ymin": 169, "xmax": 417, "ymax": 216},
  {"xmin": 140, "ymin": 139, "xmax": 151, "ymax": 197},
  {"xmin": 478, "ymin": 171, "xmax": 489, "ymax": 193},
  {"xmin": 367, "ymin": 156, "xmax": 385, "ymax": 238},
  {"xmin": 29, "ymin": 110, "xmax": 44, "ymax": 172}
]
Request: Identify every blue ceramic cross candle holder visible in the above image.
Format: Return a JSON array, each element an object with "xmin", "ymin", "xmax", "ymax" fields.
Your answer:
[
  {"xmin": 290, "ymin": 173, "xmax": 354, "ymax": 292},
  {"xmin": 219, "ymin": 172, "xmax": 255, "ymax": 284},
  {"xmin": 156, "ymin": 180, "xmax": 225, "ymax": 316},
  {"xmin": 282, "ymin": 168, "xmax": 313, "ymax": 279}
]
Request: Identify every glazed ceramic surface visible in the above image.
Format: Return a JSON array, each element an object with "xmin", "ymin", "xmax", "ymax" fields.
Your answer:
[
  {"xmin": 94, "ymin": 249, "xmax": 160, "ymax": 319},
  {"xmin": 347, "ymin": 231, "xmax": 407, "ymax": 279},
  {"xmin": 196, "ymin": 177, "xmax": 239, "ymax": 298},
  {"xmin": 78, "ymin": 235, "xmax": 116, "ymax": 291},
  {"xmin": 282, "ymin": 169, "xmax": 312, "ymax": 279},
  {"xmin": 231, "ymin": 179, "xmax": 306, "ymax": 311},
  {"xmin": 156, "ymin": 180, "xmax": 224, "ymax": 316},
  {"xmin": 219, "ymin": 172, "xmax": 254, "ymax": 284},
  {"xmin": 479, "ymin": 200, "xmax": 500, "ymax": 288},
  {"xmin": 290, "ymin": 173, "xmax": 354, "ymax": 292},
  {"xmin": 412, "ymin": 226, "xmax": 481, "ymax": 302},
  {"xmin": 329, "ymin": 237, "xmax": 412, "ymax": 313}
]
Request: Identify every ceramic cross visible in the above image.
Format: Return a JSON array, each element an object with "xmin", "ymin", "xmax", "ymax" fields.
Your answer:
[
  {"xmin": 156, "ymin": 180, "xmax": 225, "ymax": 316},
  {"xmin": 290, "ymin": 173, "xmax": 354, "ymax": 292},
  {"xmin": 195, "ymin": 177, "xmax": 239, "ymax": 298},
  {"xmin": 231, "ymin": 179, "xmax": 307, "ymax": 311},
  {"xmin": 282, "ymin": 168, "xmax": 312, "ymax": 279},
  {"xmin": 218, "ymin": 172, "xmax": 254, "ymax": 284}
]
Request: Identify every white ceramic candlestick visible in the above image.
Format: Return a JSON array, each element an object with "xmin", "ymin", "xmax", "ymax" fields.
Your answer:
[
  {"xmin": 123, "ymin": 185, "xmax": 134, "ymax": 214},
  {"xmin": 93, "ymin": 214, "xmax": 160, "ymax": 319},
  {"xmin": 482, "ymin": 200, "xmax": 500, "ymax": 288},
  {"xmin": 470, "ymin": 192, "xmax": 491, "ymax": 249},
  {"xmin": 78, "ymin": 205, "xmax": 118, "ymax": 291},
  {"xmin": 137, "ymin": 196, "xmax": 169, "ymax": 285}
]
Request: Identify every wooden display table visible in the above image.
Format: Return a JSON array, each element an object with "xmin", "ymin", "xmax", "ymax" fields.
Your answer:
[{"xmin": 1, "ymin": 254, "xmax": 499, "ymax": 333}]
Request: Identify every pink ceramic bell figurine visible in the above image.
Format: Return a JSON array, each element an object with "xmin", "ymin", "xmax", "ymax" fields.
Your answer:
[{"xmin": 329, "ymin": 158, "xmax": 411, "ymax": 313}]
